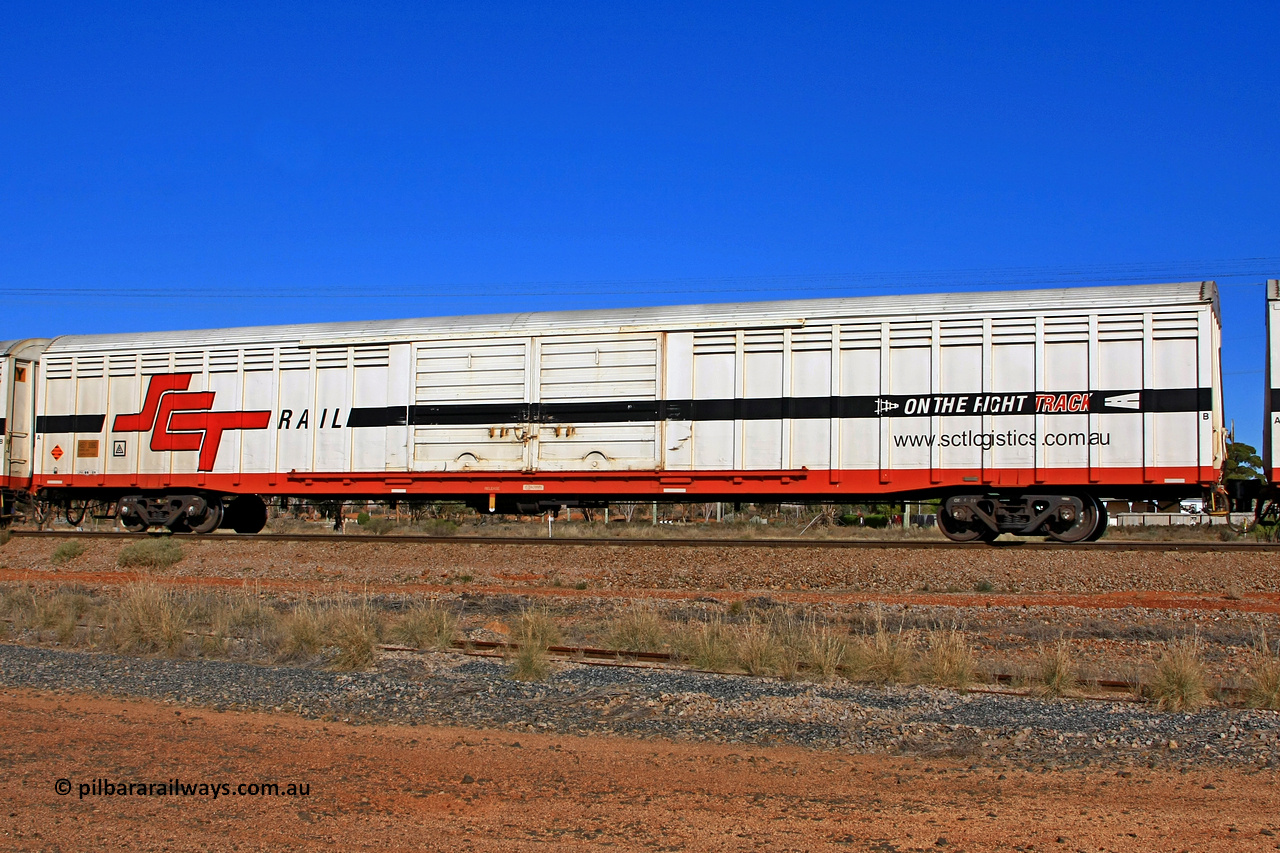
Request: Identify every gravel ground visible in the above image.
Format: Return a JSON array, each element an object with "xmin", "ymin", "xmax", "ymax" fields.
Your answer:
[
  {"xmin": 3, "ymin": 643, "xmax": 1276, "ymax": 772},
  {"xmin": 5, "ymin": 535, "xmax": 1280, "ymax": 594}
]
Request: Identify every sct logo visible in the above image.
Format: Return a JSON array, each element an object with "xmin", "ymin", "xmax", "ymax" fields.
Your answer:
[{"xmin": 113, "ymin": 374, "xmax": 271, "ymax": 472}]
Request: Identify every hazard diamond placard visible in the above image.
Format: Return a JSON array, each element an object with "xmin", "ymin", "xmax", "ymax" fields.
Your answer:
[{"xmin": 50, "ymin": 445, "xmax": 63, "ymax": 460}]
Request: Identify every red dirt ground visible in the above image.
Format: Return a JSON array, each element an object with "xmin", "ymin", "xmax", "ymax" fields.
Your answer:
[{"xmin": 4, "ymin": 688, "xmax": 1278, "ymax": 852}]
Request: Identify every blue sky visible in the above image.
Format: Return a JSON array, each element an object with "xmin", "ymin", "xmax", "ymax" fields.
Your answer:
[{"xmin": 2, "ymin": 2, "xmax": 1278, "ymax": 445}]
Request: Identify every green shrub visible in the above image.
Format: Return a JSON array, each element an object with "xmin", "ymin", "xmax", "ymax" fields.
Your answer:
[
  {"xmin": 51, "ymin": 540, "xmax": 85, "ymax": 566},
  {"xmin": 356, "ymin": 512, "xmax": 371, "ymax": 526},
  {"xmin": 419, "ymin": 519, "xmax": 459, "ymax": 537},
  {"xmin": 117, "ymin": 539, "xmax": 183, "ymax": 570},
  {"xmin": 863, "ymin": 515, "xmax": 889, "ymax": 529},
  {"xmin": 358, "ymin": 517, "xmax": 394, "ymax": 535}
]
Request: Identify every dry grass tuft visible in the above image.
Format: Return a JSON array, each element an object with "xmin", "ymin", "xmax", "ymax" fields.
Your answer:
[
  {"xmin": 1245, "ymin": 630, "xmax": 1280, "ymax": 710},
  {"xmin": 918, "ymin": 627, "xmax": 976, "ymax": 689},
  {"xmin": 859, "ymin": 611, "xmax": 916, "ymax": 685},
  {"xmin": 1149, "ymin": 635, "xmax": 1209, "ymax": 712},
  {"xmin": 606, "ymin": 601, "xmax": 666, "ymax": 652},
  {"xmin": 40, "ymin": 589, "xmax": 96, "ymax": 644},
  {"xmin": 105, "ymin": 584, "xmax": 190, "ymax": 655},
  {"xmin": 271, "ymin": 602, "xmax": 325, "ymax": 662},
  {"xmin": 733, "ymin": 616, "xmax": 783, "ymax": 676},
  {"xmin": 680, "ymin": 617, "xmax": 735, "ymax": 672},
  {"xmin": 117, "ymin": 539, "xmax": 184, "ymax": 570},
  {"xmin": 327, "ymin": 603, "xmax": 381, "ymax": 671},
  {"xmin": 390, "ymin": 600, "xmax": 457, "ymax": 650},
  {"xmin": 799, "ymin": 619, "xmax": 849, "ymax": 683},
  {"xmin": 1035, "ymin": 640, "xmax": 1079, "ymax": 698},
  {"xmin": 506, "ymin": 607, "xmax": 561, "ymax": 681}
]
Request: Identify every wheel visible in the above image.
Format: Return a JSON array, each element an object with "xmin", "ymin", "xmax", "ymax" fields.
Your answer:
[
  {"xmin": 937, "ymin": 504, "xmax": 997, "ymax": 543},
  {"xmin": 1044, "ymin": 496, "xmax": 1101, "ymax": 543},
  {"xmin": 1084, "ymin": 499, "xmax": 1108, "ymax": 541},
  {"xmin": 116, "ymin": 500, "xmax": 149, "ymax": 533},
  {"xmin": 188, "ymin": 499, "xmax": 224, "ymax": 535}
]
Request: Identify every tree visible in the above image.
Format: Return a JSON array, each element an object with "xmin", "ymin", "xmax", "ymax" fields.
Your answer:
[{"xmin": 1223, "ymin": 441, "xmax": 1264, "ymax": 481}]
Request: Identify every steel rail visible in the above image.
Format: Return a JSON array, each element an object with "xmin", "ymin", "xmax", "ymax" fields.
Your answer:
[
  {"xmin": 0, "ymin": 617, "xmax": 1246, "ymax": 703},
  {"xmin": 389, "ymin": 639, "xmax": 1245, "ymax": 703},
  {"xmin": 6, "ymin": 528, "xmax": 1277, "ymax": 552}
]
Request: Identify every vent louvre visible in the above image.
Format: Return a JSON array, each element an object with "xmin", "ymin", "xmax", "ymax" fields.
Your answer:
[
  {"xmin": 353, "ymin": 345, "xmax": 390, "ymax": 368},
  {"xmin": 791, "ymin": 327, "xmax": 831, "ymax": 351},
  {"xmin": 316, "ymin": 347, "xmax": 348, "ymax": 369},
  {"xmin": 141, "ymin": 353, "xmax": 171, "ymax": 375},
  {"xmin": 280, "ymin": 349, "xmax": 311, "ymax": 371},
  {"xmin": 1098, "ymin": 314, "xmax": 1144, "ymax": 341},
  {"xmin": 1044, "ymin": 317, "xmax": 1090, "ymax": 342},
  {"xmin": 839, "ymin": 324, "xmax": 881, "ymax": 350},
  {"xmin": 939, "ymin": 320, "xmax": 983, "ymax": 345},
  {"xmin": 244, "ymin": 347, "xmax": 275, "ymax": 372},
  {"xmin": 889, "ymin": 321, "xmax": 932, "ymax": 347},
  {"xmin": 743, "ymin": 330, "xmax": 784, "ymax": 353},
  {"xmin": 693, "ymin": 332, "xmax": 736, "ymax": 355},
  {"xmin": 108, "ymin": 354, "xmax": 138, "ymax": 377},
  {"xmin": 1152, "ymin": 311, "xmax": 1200, "ymax": 339},
  {"xmin": 174, "ymin": 351, "xmax": 204, "ymax": 372},
  {"xmin": 209, "ymin": 350, "xmax": 239, "ymax": 373},
  {"xmin": 46, "ymin": 356, "xmax": 73, "ymax": 380},
  {"xmin": 75, "ymin": 356, "xmax": 104, "ymax": 378},
  {"xmin": 991, "ymin": 318, "xmax": 1036, "ymax": 345}
]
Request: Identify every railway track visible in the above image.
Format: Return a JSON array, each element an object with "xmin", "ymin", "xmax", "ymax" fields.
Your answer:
[
  {"xmin": 6, "ymin": 528, "xmax": 1277, "ymax": 552},
  {"xmin": 387, "ymin": 639, "xmax": 1241, "ymax": 703}
]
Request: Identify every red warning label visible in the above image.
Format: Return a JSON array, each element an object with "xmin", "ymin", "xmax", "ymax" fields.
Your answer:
[{"xmin": 50, "ymin": 445, "xmax": 64, "ymax": 460}]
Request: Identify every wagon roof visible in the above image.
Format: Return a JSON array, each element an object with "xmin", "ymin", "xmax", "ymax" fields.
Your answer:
[{"xmin": 44, "ymin": 281, "xmax": 1216, "ymax": 353}]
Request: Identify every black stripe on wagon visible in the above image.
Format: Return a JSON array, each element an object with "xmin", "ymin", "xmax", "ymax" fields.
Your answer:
[
  {"xmin": 35, "ymin": 414, "xmax": 106, "ymax": 433},
  {"xmin": 410, "ymin": 402, "xmax": 529, "ymax": 425},
  {"xmin": 351, "ymin": 387, "xmax": 1210, "ymax": 428},
  {"xmin": 346, "ymin": 406, "xmax": 409, "ymax": 428},
  {"xmin": 0, "ymin": 417, "xmax": 5, "ymax": 434}
]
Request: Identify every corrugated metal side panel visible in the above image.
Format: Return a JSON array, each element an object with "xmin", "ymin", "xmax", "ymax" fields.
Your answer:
[
  {"xmin": 42, "ymin": 282, "xmax": 1215, "ymax": 354},
  {"xmin": 1265, "ymin": 273, "xmax": 1278, "ymax": 489}
]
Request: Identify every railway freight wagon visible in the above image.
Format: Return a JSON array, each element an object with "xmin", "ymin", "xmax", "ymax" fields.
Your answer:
[
  {"xmin": 1260, "ymin": 280, "xmax": 1280, "ymax": 521},
  {"xmin": 0, "ymin": 339, "xmax": 48, "ymax": 524},
  {"xmin": 21, "ymin": 281, "xmax": 1224, "ymax": 541}
]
